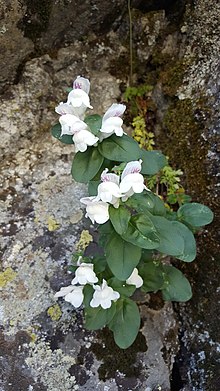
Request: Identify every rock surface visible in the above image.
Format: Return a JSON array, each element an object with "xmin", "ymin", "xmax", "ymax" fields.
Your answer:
[
  {"xmin": 0, "ymin": 0, "xmax": 220, "ymax": 390},
  {"xmin": 0, "ymin": 0, "xmax": 125, "ymax": 90}
]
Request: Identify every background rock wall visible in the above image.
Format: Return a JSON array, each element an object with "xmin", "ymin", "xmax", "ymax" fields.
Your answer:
[{"xmin": 0, "ymin": 0, "xmax": 220, "ymax": 390}]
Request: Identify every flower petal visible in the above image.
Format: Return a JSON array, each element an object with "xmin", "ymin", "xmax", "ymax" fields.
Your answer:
[
  {"xmin": 126, "ymin": 268, "xmax": 143, "ymax": 288},
  {"xmin": 65, "ymin": 286, "xmax": 84, "ymax": 308},
  {"xmin": 103, "ymin": 103, "xmax": 126, "ymax": 122},
  {"xmin": 54, "ymin": 285, "xmax": 74, "ymax": 298},
  {"xmin": 73, "ymin": 129, "xmax": 99, "ymax": 152},
  {"xmin": 73, "ymin": 76, "xmax": 90, "ymax": 95},
  {"xmin": 121, "ymin": 160, "xmax": 142, "ymax": 180}
]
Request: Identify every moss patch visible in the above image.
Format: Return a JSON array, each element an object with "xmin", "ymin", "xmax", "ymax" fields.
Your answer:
[
  {"xmin": 162, "ymin": 98, "xmax": 212, "ymax": 200},
  {"xmin": 91, "ymin": 328, "xmax": 147, "ymax": 380},
  {"xmin": 0, "ymin": 267, "xmax": 17, "ymax": 288},
  {"xmin": 47, "ymin": 304, "xmax": 62, "ymax": 322}
]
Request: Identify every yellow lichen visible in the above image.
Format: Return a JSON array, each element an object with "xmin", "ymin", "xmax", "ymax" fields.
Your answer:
[
  {"xmin": 47, "ymin": 216, "xmax": 60, "ymax": 231},
  {"xmin": 76, "ymin": 230, "xmax": 93, "ymax": 251},
  {"xmin": 47, "ymin": 304, "xmax": 62, "ymax": 321},
  {"xmin": 0, "ymin": 267, "xmax": 17, "ymax": 288}
]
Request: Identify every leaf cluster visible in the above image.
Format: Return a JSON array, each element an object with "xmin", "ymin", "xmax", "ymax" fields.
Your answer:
[{"xmin": 52, "ymin": 109, "xmax": 214, "ymax": 350}]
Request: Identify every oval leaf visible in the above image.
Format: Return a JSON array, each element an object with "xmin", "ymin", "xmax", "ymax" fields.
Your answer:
[
  {"xmin": 109, "ymin": 298, "xmax": 140, "ymax": 349},
  {"xmin": 84, "ymin": 114, "xmax": 102, "ymax": 135},
  {"xmin": 71, "ymin": 147, "xmax": 104, "ymax": 183},
  {"xmin": 122, "ymin": 214, "xmax": 160, "ymax": 250},
  {"xmin": 98, "ymin": 134, "xmax": 141, "ymax": 162},
  {"xmin": 141, "ymin": 150, "xmax": 167, "ymax": 175},
  {"xmin": 171, "ymin": 221, "xmax": 196, "ymax": 262},
  {"xmin": 139, "ymin": 261, "xmax": 165, "ymax": 292},
  {"xmin": 162, "ymin": 265, "xmax": 192, "ymax": 302},
  {"xmin": 126, "ymin": 192, "xmax": 166, "ymax": 216},
  {"xmin": 85, "ymin": 304, "xmax": 116, "ymax": 330},
  {"xmin": 109, "ymin": 205, "xmax": 131, "ymax": 235},
  {"xmin": 106, "ymin": 232, "xmax": 141, "ymax": 280},
  {"xmin": 51, "ymin": 123, "xmax": 74, "ymax": 144},
  {"xmin": 150, "ymin": 215, "xmax": 185, "ymax": 256},
  {"xmin": 177, "ymin": 202, "xmax": 214, "ymax": 227}
]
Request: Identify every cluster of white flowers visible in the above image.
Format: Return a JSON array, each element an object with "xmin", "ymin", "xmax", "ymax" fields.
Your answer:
[
  {"xmin": 55, "ymin": 259, "xmax": 143, "ymax": 309},
  {"xmin": 80, "ymin": 160, "xmax": 149, "ymax": 224},
  {"xmin": 55, "ymin": 76, "xmax": 126, "ymax": 153}
]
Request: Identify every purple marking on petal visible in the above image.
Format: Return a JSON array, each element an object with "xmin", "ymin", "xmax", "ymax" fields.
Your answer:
[{"xmin": 73, "ymin": 82, "xmax": 82, "ymax": 89}]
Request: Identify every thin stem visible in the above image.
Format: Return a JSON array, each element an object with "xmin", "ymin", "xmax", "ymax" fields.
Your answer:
[{"xmin": 128, "ymin": 0, "xmax": 133, "ymax": 86}]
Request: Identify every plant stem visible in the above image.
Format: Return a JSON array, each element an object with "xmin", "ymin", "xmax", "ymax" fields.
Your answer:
[{"xmin": 128, "ymin": 0, "xmax": 133, "ymax": 86}]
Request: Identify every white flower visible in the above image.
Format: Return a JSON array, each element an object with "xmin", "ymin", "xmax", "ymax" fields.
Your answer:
[
  {"xmin": 80, "ymin": 196, "xmax": 109, "ymax": 224},
  {"xmin": 71, "ymin": 263, "xmax": 98, "ymax": 285},
  {"xmin": 67, "ymin": 89, "xmax": 92, "ymax": 109},
  {"xmin": 100, "ymin": 103, "xmax": 126, "ymax": 140},
  {"xmin": 120, "ymin": 160, "xmax": 148, "ymax": 200},
  {"xmin": 59, "ymin": 114, "xmax": 88, "ymax": 136},
  {"xmin": 95, "ymin": 168, "xmax": 121, "ymax": 207},
  {"xmin": 73, "ymin": 76, "xmax": 90, "ymax": 95},
  {"xmin": 90, "ymin": 280, "xmax": 120, "ymax": 309},
  {"xmin": 55, "ymin": 285, "xmax": 84, "ymax": 308},
  {"xmin": 55, "ymin": 102, "xmax": 76, "ymax": 116},
  {"xmin": 56, "ymin": 76, "xmax": 92, "ymax": 120},
  {"xmin": 126, "ymin": 268, "xmax": 143, "ymax": 288},
  {"xmin": 73, "ymin": 129, "xmax": 99, "ymax": 152}
]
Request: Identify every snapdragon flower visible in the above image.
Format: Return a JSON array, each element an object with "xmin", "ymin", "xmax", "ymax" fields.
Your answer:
[
  {"xmin": 99, "ymin": 103, "xmax": 126, "ymax": 140},
  {"xmin": 73, "ymin": 129, "xmax": 99, "ymax": 153},
  {"xmin": 90, "ymin": 280, "xmax": 120, "ymax": 309},
  {"xmin": 71, "ymin": 263, "xmax": 98, "ymax": 285},
  {"xmin": 126, "ymin": 268, "xmax": 143, "ymax": 288},
  {"xmin": 58, "ymin": 114, "xmax": 99, "ymax": 152},
  {"xmin": 59, "ymin": 114, "xmax": 88, "ymax": 136},
  {"xmin": 55, "ymin": 285, "xmax": 84, "ymax": 308},
  {"xmin": 120, "ymin": 160, "xmax": 149, "ymax": 200},
  {"xmin": 80, "ymin": 196, "xmax": 109, "ymax": 224},
  {"xmin": 95, "ymin": 168, "xmax": 121, "ymax": 208},
  {"xmin": 56, "ymin": 76, "xmax": 92, "ymax": 120}
]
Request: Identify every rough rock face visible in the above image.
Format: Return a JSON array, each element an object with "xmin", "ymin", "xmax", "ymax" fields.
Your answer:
[
  {"xmin": 0, "ymin": 0, "xmax": 220, "ymax": 390},
  {"xmin": 0, "ymin": 0, "xmax": 125, "ymax": 90}
]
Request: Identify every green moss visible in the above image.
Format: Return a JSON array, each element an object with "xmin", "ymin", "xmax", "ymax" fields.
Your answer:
[
  {"xmin": 162, "ymin": 98, "xmax": 211, "ymax": 201},
  {"xmin": 47, "ymin": 304, "xmax": 62, "ymax": 322},
  {"xmin": 0, "ymin": 267, "xmax": 17, "ymax": 288},
  {"xmin": 91, "ymin": 328, "xmax": 147, "ymax": 380},
  {"xmin": 159, "ymin": 60, "xmax": 187, "ymax": 96}
]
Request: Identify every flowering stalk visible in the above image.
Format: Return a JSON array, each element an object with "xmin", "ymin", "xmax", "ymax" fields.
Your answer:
[{"xmin": 52, "ymin": 76, "xmax": 214, "ymax": 349}]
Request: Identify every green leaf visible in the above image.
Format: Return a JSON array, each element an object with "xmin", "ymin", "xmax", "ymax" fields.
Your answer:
[
  {"xmin": 108, "ymin": 298, "xmax": 140, "ymax": 349},
  {"xmin": 162, "ymin": 265, "xmax": 192, "ymax": 302},
  {"xmin": 150, "ymin": 215, "xmax": 184, "ymax": 256},
  {"xmin": 84, "ymin": 114, "xmax": 102, "ymax": 135},
  {"xmin": 122, "ymin": 214, "xmax": 160, "ymax": 250},
  {"xmin": 108, "ymin": 277, "xmax": 136, "ymax": 297},
  {"xmin": 109, "ymin": 205, "xmax": 131, "ymax": 235},
  {"xmin": 139, "ymin": 261, "xmax": 165, "ymax": 292},
  {"xmin": 92, "ymin": 256, "xmax": 107, "ymax": 274},
  {"xmin": 51, "ymin": 123, "xmax": 74, "ymax": 144},
  {"xmin": 83, "ymin": 284, "xmax": 94, "ymax": 308},
  {"xmin": 105, "ymin": 232, "xmax": 142, "ymax": 280},
  {"xmin": 71, "ymin": 147, "xmax": 104, "ymax": 183},
  {"xmin": 126, "ymin": 192, "xmax": 166, "ymax": 216},
  {"xmin": 98, "ymin": 134, "xmax": 141, "ymax": 162},
  {"xmin": 88, "ymin": 180, "xmax": 100, "ymax": 196},
  {"xmin": 141, "ymin": 150, "xmax": 167, "ymax": 175},
  {"xmin": 85, "ymin": 303, "xmax": 116, "ymax": 330},
  {"xmin": 171, "ymin": 221, "xmax": 196, "ymax": 262},
  {"xmin": 177, "ymin": 202, "xmax": 214, "ymax": 227}
]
